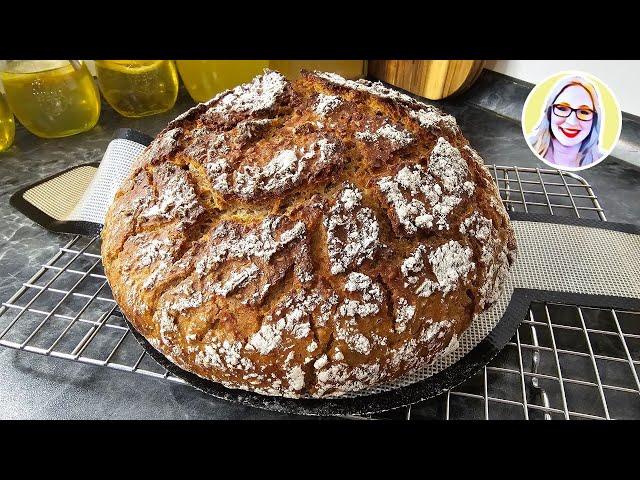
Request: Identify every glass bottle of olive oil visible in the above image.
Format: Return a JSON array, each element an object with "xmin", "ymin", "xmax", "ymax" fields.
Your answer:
[
  {"xmin": 176, "ymin": 60, "xmax": 269, "ymax": 103},
  {"xmin": 269, "ymin": 60, "xmax": 365, "ymax": 80},
  {"xmin": 94, "ymin": 60, "xmax": 179, "ymax": 118},
  {"xmin": 0, "ymin": 60, "xmax": 100, "ymax": 139},
  {"xmin": 0, "ymin": 90, "xmax": 15, "ymax": 152}
]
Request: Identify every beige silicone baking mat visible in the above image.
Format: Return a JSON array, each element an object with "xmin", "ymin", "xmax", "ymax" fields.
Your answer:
[{"xmin": 19, "ymin": 137, "xmax": 146, "ymax": 225}]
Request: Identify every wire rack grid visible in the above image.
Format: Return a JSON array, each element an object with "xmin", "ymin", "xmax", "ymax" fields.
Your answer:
[{"xmin": 1, "ymin": 165, "xmax": 639, "ymax": 420}]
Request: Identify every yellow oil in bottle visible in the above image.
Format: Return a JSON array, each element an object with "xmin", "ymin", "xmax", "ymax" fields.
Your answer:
[
  {"xmin": 0, "ymin": 61, "xmax": 100, "ymax": 139},
  {"xmin": 269, "ymin": 60, "xmax": 365, "ymax": 80},
  {"xmin": 176, "ymin": 60, "xmax": 269, "ymax": 103},
  {"xmin": 95, "ymin": 60, "xmax": 179, "ymax": 118},
  {"xmin": 0, "ymin": 92, "xmax": 15, "ymax": 152}
]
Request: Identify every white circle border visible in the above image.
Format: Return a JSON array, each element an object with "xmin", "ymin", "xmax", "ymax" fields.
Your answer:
[{"xmin": 521, "ymin": 69, "xmax": 622, "ymax": 172}]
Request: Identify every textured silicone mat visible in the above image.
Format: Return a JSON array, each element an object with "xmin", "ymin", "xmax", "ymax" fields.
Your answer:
[{"xmin": 10, "ymin": 129, "xmax": 151, "ymax": 235}]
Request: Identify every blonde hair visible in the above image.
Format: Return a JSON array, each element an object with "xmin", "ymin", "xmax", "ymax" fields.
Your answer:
[{"xmin": 528, "ymin": 75, "xmax": 604, "ymax": 167}]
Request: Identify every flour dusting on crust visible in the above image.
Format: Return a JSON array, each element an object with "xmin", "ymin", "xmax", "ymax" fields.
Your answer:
[
  {"xmin": 402, "ymin": 240, "xmax": 476, "ymax": 299},
  {"xmin": 428, "ymin": 137, "xmax": 475, "ymax": 197},
  {"xmin": 356, "ymin": 122, "xmax": 414, "ymax": 150},
  {"xmin": 212, "ymin": 70, "xmax": 289, "ymax": 117},
  {"xmin": 324, "ymin": 183, "xmax": 382, "ymax": 275},
  {"xmin": 314, "ymin": 93, "xmax": 342, "ymax": 116},
  {"xmin": 377, "ymin": 138, "xmax": 476, "ymax": 234},
  {"xmin": 206, "ymin": 138, "xmax": 343, "ymax": 201},
  {"xmin": 101, "ymin": 69, "xmax": 517, "ymax": 400}
]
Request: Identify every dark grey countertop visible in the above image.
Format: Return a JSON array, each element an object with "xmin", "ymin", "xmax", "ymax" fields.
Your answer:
[{"xmin": 1, "ymin": 72, "xmax": 639, "ymax": 419}]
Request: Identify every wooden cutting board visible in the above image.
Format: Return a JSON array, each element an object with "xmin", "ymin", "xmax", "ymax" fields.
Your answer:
[{"xmin": 368, "ymin": 60, "xmax": 484, "ymax": 100}]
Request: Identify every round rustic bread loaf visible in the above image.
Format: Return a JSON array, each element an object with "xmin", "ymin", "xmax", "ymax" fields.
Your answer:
[{"xmin": 101, "ymin": 70, "xmax": 517, "ymax": 398}]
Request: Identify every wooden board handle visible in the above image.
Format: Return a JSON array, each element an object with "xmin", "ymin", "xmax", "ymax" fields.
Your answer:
[{"xmin": 368, "ymin": 60, "xmax": 485, "ymax": 100}]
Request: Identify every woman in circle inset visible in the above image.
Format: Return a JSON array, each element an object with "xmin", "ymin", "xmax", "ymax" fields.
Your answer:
[{"xmin": 528, "ymin": 75, "xmax": 604, "ymax": 169}]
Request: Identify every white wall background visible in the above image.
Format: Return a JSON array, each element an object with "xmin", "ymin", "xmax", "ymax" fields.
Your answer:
[{"xmin": 486, "ymin": 60, "xmax": 640, "ymax": 117}]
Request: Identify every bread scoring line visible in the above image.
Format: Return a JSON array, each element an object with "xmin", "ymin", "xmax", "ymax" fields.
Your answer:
[{"xmin": 103, "ymin": 69, "xmax": 516, "ymax": 398}]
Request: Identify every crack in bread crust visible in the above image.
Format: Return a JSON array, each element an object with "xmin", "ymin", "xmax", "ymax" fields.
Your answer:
[{"xmin": 101, "ymin": 70, "xmax": 517, "ymax": 398}]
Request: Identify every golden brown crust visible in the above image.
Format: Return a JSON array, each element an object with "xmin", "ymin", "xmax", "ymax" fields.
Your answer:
[{"xmin": 101, "ymin": 70, "xmax": 517, "ymax": 398}]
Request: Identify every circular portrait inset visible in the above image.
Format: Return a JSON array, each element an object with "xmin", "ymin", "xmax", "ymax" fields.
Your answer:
[{"xmin": 522, "ymin": 71, "xmax": 621, "ymax": 171}]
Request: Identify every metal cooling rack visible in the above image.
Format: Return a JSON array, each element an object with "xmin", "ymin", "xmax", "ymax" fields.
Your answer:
[{"xmin": 1, "ymin": 165, "xmax": 639, "ymax": 420}]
